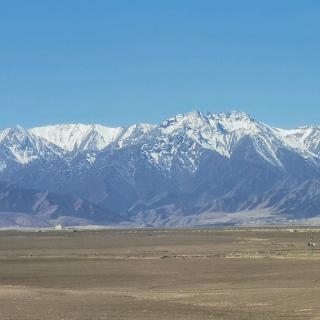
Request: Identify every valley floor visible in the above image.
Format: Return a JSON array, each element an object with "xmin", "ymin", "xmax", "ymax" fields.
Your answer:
[{"xmin": 0, "ymin": 228, "xmax": 320, "ymax": 319}]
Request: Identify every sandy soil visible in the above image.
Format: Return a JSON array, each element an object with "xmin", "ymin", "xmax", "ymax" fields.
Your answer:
[{"xmin": 0, "ymin": 228, "xmax": 320, "ymax": 319}]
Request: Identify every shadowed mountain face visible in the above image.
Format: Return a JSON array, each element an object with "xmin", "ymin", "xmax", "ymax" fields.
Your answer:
[
  {"xmin": 0, "ymin": 182, "xmax": 119, "ymax": 227},
  {"xmin": 1, "ymin": 111, "xmax": 320, "ymax": 227}
]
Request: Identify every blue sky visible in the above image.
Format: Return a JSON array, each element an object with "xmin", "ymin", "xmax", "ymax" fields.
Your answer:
[{"xmin": 1, "ymin": 0, "xmax": 320, "ymax": 129}]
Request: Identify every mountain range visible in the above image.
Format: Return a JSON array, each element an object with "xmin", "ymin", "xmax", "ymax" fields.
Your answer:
[{"xmin": 1, "ymin": 110, "xmax": 320, "ymax": 227}]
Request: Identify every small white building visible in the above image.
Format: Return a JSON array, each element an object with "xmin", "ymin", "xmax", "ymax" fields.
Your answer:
[{"xmin": 54, "ymin": 224, "xmax": 63, "ymax": 231}]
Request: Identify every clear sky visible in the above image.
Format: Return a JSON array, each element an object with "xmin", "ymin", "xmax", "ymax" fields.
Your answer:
[{"xmin": 1, "ymin": 0, "xmax": 320, "ymax": 129}]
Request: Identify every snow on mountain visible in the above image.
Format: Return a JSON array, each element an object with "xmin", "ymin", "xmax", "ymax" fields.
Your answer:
[
  {"xmin": 140, "ymin": 111, "xmax": 288, "ymax": 171},
  {"xmin": 1, "ymin": 111, "xmax": 319, "ymax": 173},
  {"xmin": 276, "ymin": 126, "xmax": 320, "ymax": 157},
  {"xmin": 0, "ymin": 126, "xmax": 64, "ymax": 164},
  {"xmin": 0, "ymin": 128, "xmax": 10, "ymax": 143},
  {"xmin": 159, "ymin": 111, "xmax": 265, "ymax": 159},
  {"xmin": 30, "ymin": 124, "xmax": 124, "ymax": 152},
  {"xmin": 115, "ymin": 123, "xmax": 156, "ymax": 147},
  {"xmin": 2, "ymin": 111, "xmax": 319, "ymax": 171},
  {"xmin": 2, "ymin": 110, "xmax": 320, "ymax": 227}
]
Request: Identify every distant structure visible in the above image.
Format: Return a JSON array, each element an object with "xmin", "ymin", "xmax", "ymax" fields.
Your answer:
[
  {"xmin": 54, "ymin": 224, "xmax": 64, "ymax": 231},
  {"xmin": 289, "ymin": 219, "xmax": 298, "ymax": 232},
  {"xmin": 308, "ymin": 232, "xmax": 316, "ymax": 255}
]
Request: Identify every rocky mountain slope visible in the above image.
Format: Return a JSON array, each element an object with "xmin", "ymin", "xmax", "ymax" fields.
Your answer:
[{"xmin": 1, "ymin": 111, "xmax": 320, "ymax": 227}]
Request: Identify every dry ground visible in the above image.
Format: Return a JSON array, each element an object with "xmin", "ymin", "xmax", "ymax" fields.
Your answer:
[{"xmin": 0, "ymin": 228, "xmax": 320, "ymax": 319}]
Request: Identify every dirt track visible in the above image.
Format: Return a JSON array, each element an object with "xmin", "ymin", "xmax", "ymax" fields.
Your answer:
[{"xmin": 0, "ymin": 228, "xmax": 320, "ymax": 319}]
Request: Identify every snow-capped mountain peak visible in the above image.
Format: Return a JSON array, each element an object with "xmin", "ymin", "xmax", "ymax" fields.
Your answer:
[
  {"xmin": 0, "ymin": 125, "xmax": 63, "ymax": 164},
  {"xmin": 30, "ymin": 123, "xmax": 124, "ymax": 152},
  {"xmin": 276, "ymin": 126, "xmax": 320, "ymax": 157},
  {"xmin": 1, "ymin": 110, "xmax": 319, "ymax": 172},
  {"xmin": 114, "ymin": 123, "xmax": 156, "ymax": 148},
  {"xmin": 139, "ymin": 110, "xmax": 281, "ymax": 172},
  {"xmin": 155, "ymin": 110, "xmax": 278, "ymax": 161},
  {"xmin": 2, "ymin": 111, "xmax": 320, "ymax": 227}
]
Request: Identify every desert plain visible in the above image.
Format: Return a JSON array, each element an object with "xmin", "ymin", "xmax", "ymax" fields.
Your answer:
[{"xmin": 0, "ymin": 227, "xmax": 320, "ymax": 319}]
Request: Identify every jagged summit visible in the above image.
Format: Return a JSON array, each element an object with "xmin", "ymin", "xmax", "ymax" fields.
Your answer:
[
  {"xmin": 1, "ymin": 110, "xmax": 320, "ymax": 227},
  {"xmin": 153, "ymin": 110, "xmax": 284, "ymax": 170},
  {"xmin": 30, "ymin": 123, "xmax": 124, "ymax": 152},
  {"xmin": 161, "ymin": 110, "xmax": 256, "ymax": 133},
  {"xmin": 276, "ymin": 125, "xmax": 320, "ymax": 157},
  {"xmin": 0, "ymin": 110, "xmax": 319, "ymax": 168}
]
